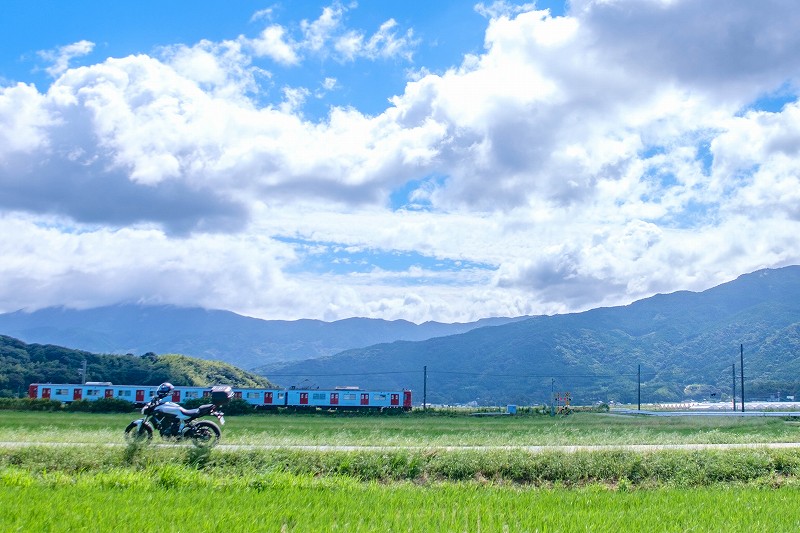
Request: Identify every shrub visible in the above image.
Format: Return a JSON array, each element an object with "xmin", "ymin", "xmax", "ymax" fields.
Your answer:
[
  {"xmin": 82, "ymin": 398, "xmax": 136, "ymax": 413},
  {"xmin": 0, "ymin": 398, "xmax": 63, "ymax": 411},
  {"xmin": 220, "ymin": 398, "xmax": 255, "ymax": 415},
  {"xmin": 181, "ymin": 397, "xmax": 254, "ymax": 415}
]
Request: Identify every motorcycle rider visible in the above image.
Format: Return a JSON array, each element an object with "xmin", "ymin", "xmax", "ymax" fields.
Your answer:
[
  {"xmin": 149, "ymin": 382, "xmax": 180, "ymax": 435},
  {"xmin": 154, "ymin": 382, "xmax": 174, "ymax": 402}
]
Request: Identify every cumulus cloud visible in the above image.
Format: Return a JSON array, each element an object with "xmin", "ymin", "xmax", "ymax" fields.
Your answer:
[{"xmin": 2, "ymin": 0, "xmax": 800, "ymax": 322}]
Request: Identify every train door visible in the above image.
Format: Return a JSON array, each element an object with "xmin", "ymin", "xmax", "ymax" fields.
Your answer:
[
  {"xmin": 135, "ymin": 390, "xmax": 145, "ymax": 402},
  {"xmin": 105, "ymin": 389, "xmax": 113, "ymax": 399},
  {"xmin": 28, "ymin": 385, "xmax": 38, "ymax": 398},
  {"xmin": 42, "ymin": 387, "xmax": 51, "ymax": 399},
  {"xmin": 234, "ymin": 391, "xmax": 242, "ymax": 399},
  {"xmin": 360, "ymin": 393, "xmax": 369, "ymax": 406},
  {"xmin": 403, "ymin": 390, "xmax": 412, "ymax": 408},
  {"xmin": 73, "ymin": 388, "xmax": 83, "ymax": 401},
  {"xmin": 330, "ymin": 393, "xmax": 339, "ymax": 405},
  {"xmin": 264, "ymin": 391, "xmax": 273, "ymax": 405},
  {"xmin": 390, "ymin": 393, "xmax": 399, "ymax": 406},
  {"xmin": 171, "ymin": 390, "xmax": 181, "ymax": 402},
  {"xmin": 300, "ymin": 392, "xmax": 309, "ymax": 405}
]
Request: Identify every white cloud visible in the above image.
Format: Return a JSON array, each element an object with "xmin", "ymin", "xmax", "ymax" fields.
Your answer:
[
  {"xmin": 0, "ymin": 83, "xmax": 54, "ymax": 155},
  {"xmin": 361, "ymin": 19, "xmax": 417, "ymax": 61},
  {"xmin": 475, "ymin": 1, "xmax": 538, "ymax": 20},
  {"xmin": 300, "ymin": 4, "xmax": 344, "ymax": 53},
  {"xmin": 247, "ymin": 4, "xmax": 418, "ymax": 64},
  {"xmin": 38, "ymin": 40, "xmax": 95, "ymax": 78},
  {"xmin": 2, "ymin": 1, "xmax": 800, "ymax": 322},
  {"xmin": 250, "ymin": 25, "xmax": 300, "ymax": 65}
]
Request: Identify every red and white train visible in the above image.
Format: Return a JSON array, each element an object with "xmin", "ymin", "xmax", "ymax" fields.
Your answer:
[{"xmin": 28, "ymin": 382, "xmax": 413, "ymax": 411}]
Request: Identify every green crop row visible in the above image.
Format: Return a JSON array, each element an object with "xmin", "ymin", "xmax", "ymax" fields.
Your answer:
[
  {"xmin": 1, "ymin": 467, "xmax": 799, "ymax": 532},
  {"xmin": 4, "ymin": 444, "xmax": 800, "ymax": 487}
]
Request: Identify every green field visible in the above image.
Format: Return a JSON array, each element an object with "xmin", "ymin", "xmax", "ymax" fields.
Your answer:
[
  {"xmin": 3, "ymin": 411, "xmax": 800, "ymax": 531},
  {"xmin": 2, "ymin": 409, "xmax": 800, "ymax": 446}
]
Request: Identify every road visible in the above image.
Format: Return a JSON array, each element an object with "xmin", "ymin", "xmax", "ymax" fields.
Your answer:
[{"xmin": 613, "ymin": 409, "xmax": 800, "ymax": 417}]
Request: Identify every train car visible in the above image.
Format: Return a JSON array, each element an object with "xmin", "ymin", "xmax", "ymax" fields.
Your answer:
[
  {"xmin": 234, "ymin": 388, "xmax": 287, "ymax": 408},
  {"xmin": 285, "ymin": 388, "xmax": 412, "ymax": 410},
  {"xmin": 29, "ymin": 383, "xmax": 214, "ymax": 406},
  {"xmin": 28, "ymin": 383, "xmax": 412, "ymax": 411}
]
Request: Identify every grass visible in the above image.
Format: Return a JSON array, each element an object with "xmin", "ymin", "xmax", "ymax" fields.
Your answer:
[
  {"xmin": 1, "ymin": 467, "xmax": 800, "ymax": 532},
  {"xmin": 4, "ymin": 411, "xmax": 800, "ymax": 530},
  {"xmin": 2, "ymin": 410, "xmax": 800, "ymax": 446},
  {"xmin": 4, "ymin": 442, "xmax": 800, "ymax": 486}
]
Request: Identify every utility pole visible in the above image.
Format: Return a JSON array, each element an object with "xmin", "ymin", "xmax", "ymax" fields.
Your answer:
[
  {"xmin": 423, "ymin": 365, "xmax": 427, "ymax": 411},
  {"xmin": 732, "ymin": 364, "xmax": 736, "ymax": 411},
  {"xmin": 78, "ymin": 359, "xmax": 87, "ymax": 384},
  {"xmin": 637, "ymin": 364, "xmax": 641, "ymax": 411},
  {"xmin": 740, "ymin": 344, "xmax": 745, "ymax": 413}
]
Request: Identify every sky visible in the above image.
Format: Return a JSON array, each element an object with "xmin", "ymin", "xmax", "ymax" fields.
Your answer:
[{"xmin": 1, "ymin": 0, "xmax": 799, "ymax": 324}]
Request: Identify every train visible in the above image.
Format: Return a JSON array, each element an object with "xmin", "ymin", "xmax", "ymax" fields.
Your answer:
[{"xmin": 27, "ymin": 382, "xmax": 413, "ymax": 411}]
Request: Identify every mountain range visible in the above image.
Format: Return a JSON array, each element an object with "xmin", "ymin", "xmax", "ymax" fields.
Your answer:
[
  {"xmin": 0, "ymin": 304, "xmax": 524, "ymax": 369},
  {"xmin": 2, "ymin": 266, "xmax": 799, "ymax": 405},
  {"xmin": 260, "ymin": 266, "xmax": 800, "ymax": 405}
]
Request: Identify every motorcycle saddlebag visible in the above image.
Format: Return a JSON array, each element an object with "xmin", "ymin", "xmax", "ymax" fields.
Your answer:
[{"xmin": 210, "ymin": 385, "xmax": 233, "ymax": 406}]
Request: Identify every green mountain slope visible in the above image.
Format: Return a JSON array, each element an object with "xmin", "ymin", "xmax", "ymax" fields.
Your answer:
[
  {"xmin": 0, "ymin": 335, "xmax": 273, "ymax": 396},
  {"xmin": 260, "ymin": 266, "xmax": 800, "ymax": 405}
]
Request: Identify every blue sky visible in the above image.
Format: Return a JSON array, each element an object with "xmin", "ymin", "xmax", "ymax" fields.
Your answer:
[{"xmin": 1, "ymin": 0, "xmax": 800, "ymax": 323}]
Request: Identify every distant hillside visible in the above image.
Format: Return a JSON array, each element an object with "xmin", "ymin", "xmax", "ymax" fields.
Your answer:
[
  {"xmin": 0, "ymin": 335, "xmax": 273, "ymax": 397},
  {"xmin": 259, "ymin": 266, "xmax": 800, "ymax": 405},
  {"xmin": 0, "ymin": 306, "xmax": 524, "ymax": 369}
]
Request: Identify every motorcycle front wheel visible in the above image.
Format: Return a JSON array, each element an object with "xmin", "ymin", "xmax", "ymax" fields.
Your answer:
[
  {"xmin": 124, "ymin": 421, "xmax": 153, "ymax": 443},
  {"xmin": 190, "ymin": 421, "xmax": 221, "ymax": 448}
]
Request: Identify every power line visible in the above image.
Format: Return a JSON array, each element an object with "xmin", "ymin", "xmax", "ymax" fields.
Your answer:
[{"xmin": 267, "ymin": 369, "xmax": 654, "ymax": 379}]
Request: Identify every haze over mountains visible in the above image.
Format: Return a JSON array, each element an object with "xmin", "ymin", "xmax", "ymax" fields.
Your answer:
[
  {"xmin": 1, "ymin": 266, "xmax": 799, "ymax": 405},
  {"xmin": 0, "ymin": 305, "xmax": 524, "ymax": 369}
]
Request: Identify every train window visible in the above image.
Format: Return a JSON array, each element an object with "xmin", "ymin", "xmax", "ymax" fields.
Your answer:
[
  {"xmin": 246, "ymin": 392, "xmax": 260, "ymax": 399},
  {"xmin": 278, "ymin": 392, "xmax": 285, "ymax": 400},
  {"xmin": 117, "ymin": 390, "xmax": 132, "ymax": 397},
  {"xmin": 375, "ymin": 394, "xmax": 387, "ymax": 401},
  {"xmin": 312, "ymin": 393, "xmax": 326, "ymax": 400},
  {"xmin": 86, "ymin": 389, "xmax": 100, "ymax": 397},
  {"xmin": 343, "ymin": 393, "xmax": 356, "ymax": 401},
  {"xmin": 55, "ymin": 389, "xmax": 68, "ymax": 395},
  {"xmin": 184, "ymin": 391, "xmax": 199, "ymax": 399}
]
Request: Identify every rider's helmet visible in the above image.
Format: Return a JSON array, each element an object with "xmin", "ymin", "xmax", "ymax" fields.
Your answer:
[{"xmin": 156, "ymin": 382, "xmax": 174, "ymax": 398}]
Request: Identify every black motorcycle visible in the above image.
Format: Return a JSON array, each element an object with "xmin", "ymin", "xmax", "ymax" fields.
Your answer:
[{"xmin": 125, "ymin": 386, "xmax": 232, "ymax": 447}]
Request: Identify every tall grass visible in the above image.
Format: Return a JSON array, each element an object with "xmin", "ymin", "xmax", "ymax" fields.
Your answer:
[{"xmin": 4, "ymin": 444, "xmax": 800, "ymax": 487}]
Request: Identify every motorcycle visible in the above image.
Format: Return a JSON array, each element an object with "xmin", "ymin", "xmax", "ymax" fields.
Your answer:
[{"xmin": 124, "ymin": 386, "xmax": 232, "ymax": 447}]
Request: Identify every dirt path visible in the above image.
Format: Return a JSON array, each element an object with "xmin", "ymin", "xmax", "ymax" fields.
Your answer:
[{"xmin": 2, "ymin": 441, "xmax": 800, "ymax": 452}]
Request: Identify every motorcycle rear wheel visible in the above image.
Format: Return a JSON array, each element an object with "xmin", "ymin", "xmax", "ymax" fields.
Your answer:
[
  {"xmin": 190, "ymin": 421, "xmax": 221, "ymax": 447},
  {"xmin": 124, "ymin": 421, "xmax": 153, "ymax": 443}
]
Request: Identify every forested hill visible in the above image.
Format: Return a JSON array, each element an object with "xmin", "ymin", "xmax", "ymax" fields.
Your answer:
[
  {"xmin": 259, "ymin": 266, "xmax": 800, "ymax": 405},
  {"xmin": 0, "ymin": 335, "xmax": 273, "ymax": 397}
]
